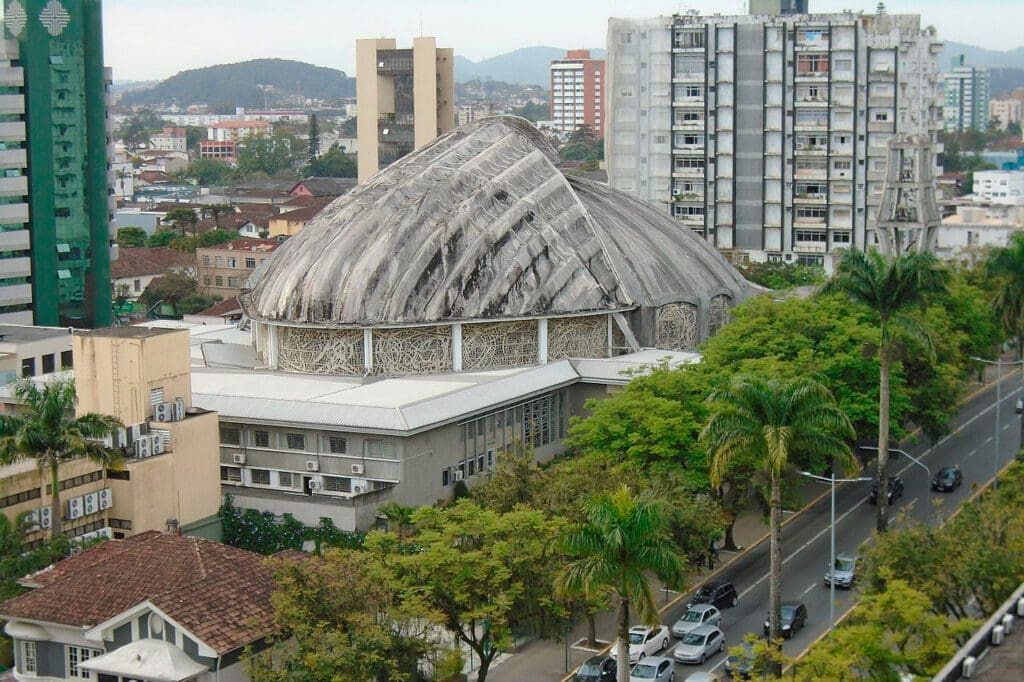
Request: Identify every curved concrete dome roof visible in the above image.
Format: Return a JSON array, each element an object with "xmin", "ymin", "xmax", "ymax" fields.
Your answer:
[{"xmin": 244, "ymin": 116, "xmax": 749, "ymax": 326}]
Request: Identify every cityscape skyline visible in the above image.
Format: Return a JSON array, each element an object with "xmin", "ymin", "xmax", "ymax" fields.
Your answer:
[{"xmin": 98, "ymin": 0, "xmax": 1024, "ymax": 82}]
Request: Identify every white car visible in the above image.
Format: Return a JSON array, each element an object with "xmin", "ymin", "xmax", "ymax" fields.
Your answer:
[
  {"xmin": 611, "ymin": 625, "xmax": 671, "ymax": 664},
  {"xmin": 629, "ymin": 655, "xmax": 675, "ymax": 682},
  {"xmin": 673, "ymin": 625, "xmax": 725, "ymax": 665},
  {"xmin": 671, "ymin": 604, "xmax": 722, "ymax": 638}
]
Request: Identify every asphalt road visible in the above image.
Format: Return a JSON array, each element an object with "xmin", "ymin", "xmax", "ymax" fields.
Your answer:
[{"xmin": 652, "ymin": 371, "xmax": 1024, "ymax": 680}]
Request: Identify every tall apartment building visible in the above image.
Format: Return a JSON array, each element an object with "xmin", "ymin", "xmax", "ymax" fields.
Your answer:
[
  {"xmin": 550, "ymin": 49, "xmax": 606, "ymax": 137},
  {"xmin": 990, "ymin": 97, "xmax": 1024, "ymax": 130},
  {"xmin": 150, "ymin": 126, "xmax": 186, "ymax": 152},
  {"xmin": 944, "ymin": 55, "xmax": 989, "ymax": 133},
  {"xmin": 355, "ymin": 36, "xmax": 454, "ymax": 183},
  {"xmin": 1, "ymin": 0, "xmax": 115, "ymax": 327},
  {"xmin": 606, "ymin": 10, "xmax": 943, "ymax": 269}
]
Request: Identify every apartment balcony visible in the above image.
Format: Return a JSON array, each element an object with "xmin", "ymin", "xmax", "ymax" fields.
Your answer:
[
  {"xmin": 0, "ymin": 148, "xmax": 25, "ymax": 169},
  {"xmin": 868, "ymin": 121, "xmax": 895, "ymax": 133},
  {"xmin": 673, "ymin": 120, "xmax": 706, "ymax": 131},
  {"xmin": 672, "ymin": 191, "xmax": 705, "ymax": 203},
  {"xmin": 0, "ymin": 202, "xmax": 28, "ymax": 223},
  {"xmin": 794, "ymin": 144, "xmax": 827, "ymax": 156},
  {"xmin": 0, "ymin": 121, "xmax": 25, "ymax": 142},
  {"xmin": 795, "ymin": 41, "xmax": 830, "ymax": 52},
  {"xmin": 0, "ymin": 66, "xmax": 24, "ymax": 87},
  {"xmin": 0, "ymin": 175, "xmax": 27, "ymax": 197},
  {"xmin": 868, "ymin": 95, "xmax": 895, "ymax": 107},
  {"xmin": 673, "ymin": 71, "xmax": 706, "ymax": 83},
  {"xmin": 794, "ymin": 71, "xmax": 829, "ymax": 82},
  {"xmin": 793, "ymin": 192, "xmax": 827, "ymax": 205},
  {"xmin": 795, "ymin": 96, "xmax": 829, "ymax": 107},
  {"xmin": 0, "ymin": 94, "xmax": 24, "ymax": 115},
  {"xmin": 793, "ymin": 121, "xmax": 828, "ymax": 132},
  {"xmin": 673, "ymin": 143, "xmax": 705, "ymax": 153},
  {"xmin": 672, "ymin": 167, "xmax": 706, "ymax": 179},
  {"xmin": 793, "ymin": 215, "xmax": 827, "ymax": 226},
  {"xmin": 867, "ymin": 169, "xmax": 887, "ymax": 182},
  {"xmin": 672, "ymin": 44, "xmax": 705, "ymax": 53},
  {"xmin": 793, "ymin": 241, "xmax": 827, "ymax": 253}
]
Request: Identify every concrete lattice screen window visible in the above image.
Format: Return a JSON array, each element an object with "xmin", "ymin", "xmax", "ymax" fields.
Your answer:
[{"xmin": 656, "ymin": 302, "xmax": 700, "ymax": 351}]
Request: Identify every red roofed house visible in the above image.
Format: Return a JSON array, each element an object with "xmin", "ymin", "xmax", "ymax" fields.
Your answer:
[
  {"xmin": 0, "ymin": 531, "xmax": 282, "ymax": 681},
  {"xmin": 197, "ymin": 238, "xmax": 281, "ymax": 300},
  {"xmin": 111, "ymin": 247, "xmax": 195, "ymax": 301}
]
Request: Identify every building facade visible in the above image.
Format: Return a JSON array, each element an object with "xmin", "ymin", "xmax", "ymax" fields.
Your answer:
[
  {"xmin": 197, "ymin": 237, "xmax": 279, "ymax": 300},
  {"xmin": 150, "ymin": 126, "xmax": 187, "ymax": 152},
  {"xmin": 944, "ymin": 54, "xmax": 990, "ymax": 133},
  {"xmin": 206, "ymin": 119, "xmax": 270, "ymax": 143},
  {"xmin": 0, "ymin": 323, "xmax": 73, "ymax": 383},
  {"xmin": 605, "ymin": 10, "xmax": 943, "ymax": 270},
  {"xmin": 1, "ymin": 1, "xmax": 115, "ymax": 327},
  {"xmin": 198, "ymin": 139, "xmax": 235, "ymax": 162},
  {"xmin": 355, "ymin": 36, "xmax": 454, "ymax": 182},
  {"xmin": 989, "ymin": 97, "xmax": 1023, "ymax": 130},
  {"xmin": 550, "ymin": 49, "xmax": 605, "ymax": 137}
]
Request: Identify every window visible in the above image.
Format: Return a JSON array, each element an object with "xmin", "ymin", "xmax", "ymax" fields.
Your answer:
[
  {"xmin": 42, "ymin": 353, "xmax": 55, "ymax": 374},
  {"xmin": 254, "ymin": 430, "xmax": 270, "ymax": 447},
  {"xmin": 796, "ymin": 54, "xmax": 829, "ymax": 74},
  {"xmin": 620, "ymin": 32, "xmax": 633, "ymax": 44},
  {"xmin": 133, "ymin": 278, "xmax": 142, "ymax": 292},
  {"xmin": 328, "ymin": 436, "xmax": 347, "ymax": 454},
  {"xmin": 442, "ymin": 467, "xmax": 451, "ymax": 487},
  {"xmin": 150, "ymin": 387, "xmax": 164, "ymax": 404},
  {"xmin": 227, "ymin": 257, "xmax": 237, "ymax": 268},
  {"xmin": 795, "ymin": 229, "xmax": 827, "ymax": 242},
  {"xmin": 675, "ymin": 30, "xmax": 704, "ymax": 48},
  {"xmin": 214, "ymin": 256, "xmax": 223, "ymax": 267},
  {"xmin": 202, "ymin": 255, "xmax": 211, "ymax": 266},
  {"xmin": 832, "ymin": 231, "xmax": 852, "ymax": 244},
  {"xmin": 487, "ymin": 449, "xmax": 495, "ymax": 468},
  {"xmin": 279, "ymin": 471, "xmax": 293, "ymax": 487},
  {"xmin": 833, "ymin": 160, "xmax": 852, "ymax": 170},
  {"xmin": 250, "ymin": 469, "xmax": 271, "ymax": 485},
  {"xmin": 366, "ymin": 439, "xmax": 397, "ymax": 459},
  {"xmin": 323, "ymin": 476, "xmax": 349, "ymax": 493},
  {"xmin": 68, "ymin": 645, "xmax": 100, "ymax": 678},
  {"xmin": 20, "ymin": 641, "xmax": 36, "ymax": 674},
  {"xmin": 203, "ymin": 275, "xmax": 211, "ymax": 286},
  {"xmin": 20, "ymin": 357, "xmax": 34, "ymax": 378},
  {"xmin": 220, "ymin": 427, "xmax": 241, "ymax": 445},
  {"xmin": 795, "ymin": 207, "xmax": 827, "ymax": 221},
  {"xmin": 795, "ymin": 110, "xmax": 828, "ymax": 126},
  {"xmin": 214, "ymin": 276, "xmax": 223, "ymax": 287},
  {"xmin": 873, "ymin": 110, "xmax": 889, "ymax": 122},
  {"xmin": 227, "ymin": 277, "xmax": 239, "ymax": 288},
  {"xmin": 675, "ymin": 157, "xmax": 705, "ymax": 170},
  {"xmin": 835, "ymin": 58, "xmax": 853, "ymax": 72},
  {"xmin": 285, "ymin": 433, "xmax": 305, "ymax": 450},
  {"xmin": 468, "ymin": 457, "xmax": 476, "ymax": 476},
  {"xmin": 246, "ymin": 257, "xmax": 256, "ymax": 268},
  {"xmin": 61, "ymin": 350, "xmax": 72, "ymax": 368},
  {"xmin": 220, "ymin": 466, "xmax": 242, "ymax": 482},
  {"xmin": 477, "ymin": 454, "xmax": 485, "ymax": 473},
  {"xmin": 797, "ymin": 254, "xmax": 825, "ymax": 267}
]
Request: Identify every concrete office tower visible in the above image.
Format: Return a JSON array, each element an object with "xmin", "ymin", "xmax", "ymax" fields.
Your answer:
[
  {"xmin": 550, "ymin": 49, "xmax": 605, "ymax": 137},
  {"xmin": 944, "ymin": 54, "xmax": 990, "ymax": 133},
  {"xmin": 1, "ymin": 0, "xmax": 115, "ymax": 326},
  {"xmin": 606, "ymin": 10, "xmax": 942, "ymax": 271},
  {"xmin": 356, "ymin": 36, "xmax": 454, "ymax": 183}
]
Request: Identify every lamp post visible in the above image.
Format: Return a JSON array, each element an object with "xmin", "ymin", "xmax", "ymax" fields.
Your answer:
[
  {"xmin": 970, "ymin": 356, "xmax": 1024, "ymax": 489},
  {"xmin": 799, "ymin": 469, "xmax": 873, "ymax": 629}
]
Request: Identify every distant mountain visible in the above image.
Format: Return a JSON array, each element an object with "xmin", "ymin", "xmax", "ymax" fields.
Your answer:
[
  {"xmin": 119, "ymin": 59, "xmax": 355, "ymax": 111},
  {"xmin": 455, "ymin": 47, "xmax": 606, "ymax": 86},
  {"xmin": 941, "ymin": 41, "xmax": 1024, "ymax": 74}
]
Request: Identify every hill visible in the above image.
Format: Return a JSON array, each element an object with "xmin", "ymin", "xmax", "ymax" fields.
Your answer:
[
  {"xmin": 455, "ymin": 46, "xmax": 605, "ymax": 85},
  {"xmin": 119, "ymin": 59, "xmax": 355, "ymax": 111},
  {"xmin": 941, "ymin": 41, "xmax": 1024, "ymax": 73}
]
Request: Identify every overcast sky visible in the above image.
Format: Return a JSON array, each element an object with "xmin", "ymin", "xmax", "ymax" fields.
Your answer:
[{"xmin": 97, "ymin": 0, "xmax": 1023, "ymax": 81}]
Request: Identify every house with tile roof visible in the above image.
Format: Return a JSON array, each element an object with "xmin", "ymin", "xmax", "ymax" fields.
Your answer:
[
  {"xmin": 111, "ymin": 247, "xmax": 195, "ymax": 302},
  {"xmin": 0, "ymin": 531, "xmax": 280, "ymax": 682}
]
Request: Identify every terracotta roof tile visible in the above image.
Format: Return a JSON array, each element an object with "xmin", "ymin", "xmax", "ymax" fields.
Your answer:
[
  {"xmin": 0, "ymin": 532, "xmax": 279, "ymax": 655},
  {"xmin": 197, "ymin": 296, "xmax": 242, "ymax": 317},
  {"xmin": 111, "ymin": 247, "xmax": 194, "ymax": 279}
]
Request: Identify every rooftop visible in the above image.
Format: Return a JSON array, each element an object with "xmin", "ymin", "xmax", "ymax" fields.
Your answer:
[
  {"xmin": 75, "ymin": 326, "xmax": 184, "ymax": 340},
  {"xmin": 289, "ymin": 177, "xmax": 356, "ymax": 197},
  {"xmin": 199, "ymin": 237, "xmax": 280, "ymax": 252},
  {"xmin": 111, "ymin": 247, "xmax": 194, "ymax": 279},
  {"xmin": 210, "ymin": 120, "xmax": 272, "ymax": 129},
  {"xmin": 0, "ymin": 324, "xmax": 72, "ymax": 344}
]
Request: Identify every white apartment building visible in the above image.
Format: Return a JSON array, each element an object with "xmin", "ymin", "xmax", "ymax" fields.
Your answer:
[
  {"xmin": 550, "ymin": 50, "xmax": 605, "ymax": 137},
  {"xmin": 990, "ymin": 98, "xmax": 1023, "ymax": 130},
  {"xmin": 973, "ymin": 170, "xmax": 1024, "ymax": 205},
  {"xmin": 605, "ymin": 10, "xmax": 943, "ymax": 270},
  {"xmin": 943, "ymin": 55, "xmax": 989, "ymax": 133}
]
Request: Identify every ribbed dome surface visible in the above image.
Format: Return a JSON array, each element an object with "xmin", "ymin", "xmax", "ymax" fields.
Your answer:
[{"xmin": 243, "ymin": 116, "xmax": 748, "ymax": 326}]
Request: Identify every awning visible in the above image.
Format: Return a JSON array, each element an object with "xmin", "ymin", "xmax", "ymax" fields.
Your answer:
[{"xmin": 80, "ymin": 638, "xmax": 208, "ymax": 682}]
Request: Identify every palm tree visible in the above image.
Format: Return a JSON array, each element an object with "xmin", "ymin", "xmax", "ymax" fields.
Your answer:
[
  {"xmin": 556, "ymin": 486, "xmax": 685, "ymax": 682},
  {"xmin": 0, "ymin": 378, "xmax": 122, "ymax": 539},
  {"xmin": 988, "ymin": 232, "xmax": 1024, "ymax": 360},
  {"xmin": 702, "ymin": 376, "xmax": 855, "ymax": 656},
  {"xmin": 823, "ymin": 248, "xmax": 947, "ymax": 532}
]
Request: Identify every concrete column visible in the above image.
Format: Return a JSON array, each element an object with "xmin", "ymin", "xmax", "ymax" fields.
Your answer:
[
  {"xmin": 363, "ymin": 328, "xmax": 373, "ymax": 374},
  {"xmin": 268, "ymin": 324, "xmax": 279, "ymax": 370},
  {"xmin": 452, "ymin": 323, "xmax": 463, "ymax": 372},
  {"xmin": 538, "ymin": 318, "xmax": 548, "ymax": 365}
]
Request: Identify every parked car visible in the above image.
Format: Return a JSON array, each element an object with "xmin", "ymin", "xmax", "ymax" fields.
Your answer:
[
  {"xmin": 824, "ymin": 554, "xmax": 858, "ymax": 589},
  {"xmin": 672, "ymin": 604, "xmax": 722, "ymax": 638},
  {"xmin": 683, "ymin": 673, "xmax": 721, "ymax": 682},
  {"xmin": 629, "ymin": 656, "xmax": 675, "ymax": 682},
  {"xmin": 868, "ymin": 475, "xmax": 905, "ymax": 505},
  {"xmin": 724, "ymin": 641, "xmax": 755, "ymax": 679},
  {"xmin": 576, "ymin": 655, "xmax": 616, "ymax": 682},
  {"xmin": 1016, "ymin": 396, "xmax": 1023, "ymax": 414},
  {"xmin": 688, "ymin": 580, "xmax": 739, "ymax": 609},
  {"xmin": 673, "ymin": 625, "xmax": 725, "ymax": 665},
  {"xmin": 763, "ymin": 601, "xmax": 808, "ymax": 639},
  {"xmin": 931, "ymin": 465, "xmax": 963, "ymax": 492},
  {"xmin": 612, "ymin": 625, "xmax": 671, "ymax": 664}
]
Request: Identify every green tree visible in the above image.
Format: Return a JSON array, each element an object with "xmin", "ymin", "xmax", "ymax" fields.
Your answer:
[
  {"xmin": 987, "ymin": 232, "xmax": 1024, "ymax": 359},
  {"xmin": 237, "ymin": 132, "xmax": 298, "ymax": 177},
  {"xmin": 147, "ymin": 229, "xmax": 179, "ymax": 248},
  {"xmin": 512, "ymin": 101, "xmax": 548, "ymax": 123},
  {"xmin": 116, "ymin": 109, "xmax": 168, "ymax": 149},
  {"xmin": 559, "ymin": 124, "xmax": 603, "ymax": 162},
  {"xmin": 307, "ymin": 113, "xmax": 321, "ymax": 163},
  {"xmin": 1008, "ymin": 121, "xmax": 1023, "ymax": 137},
  {"xmin": 340, "ymin": 116, "xmax": 357, "ymax": 137},
  {"xmin": 0, "ymin": 379, "xmax": 122, "ymax": 539},
  {"xmin": 702, "ymin": 376, "xmax": 855, "ymax": 654},
  {"xmin": 116, "ymin": 226, "xmax": 148, "ymax": 247},
  {"xmin": 304, "ymin": 143, "xmax": 356, "ymax": 178},
  {"xmin": 164, "ymin": 206, "xmax": 199, "ymax": 238},
  {"xmin": 383, "ymin": 501, "xmax": 568, "ymax": 681},
  {"xmin": 184, "ymin": 126, "xmax": 205, "ymax": 153},
  {"xmin": 201, "ymin": 203, "xmax": 233, "ymax": 229},
  {"xmin": 185, "ymin": 159, "xmax": 235, "ymax": 186},
  {"xmin": 556, "ymin": 486, "xmax": 685, "ymax": 682},
  {"xmin": 823, "ymin": 249, "xmax": 948, "ymax": 532},
  {"xmin": 140, "ymin": 271, "xmax": 204, "ymax": 316}
]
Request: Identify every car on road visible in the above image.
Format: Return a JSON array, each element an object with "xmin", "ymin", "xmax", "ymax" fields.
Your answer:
[
  {"xmin": 931, "ymin": 465, "xmax": 963, "ymax": 492},
  {"xmin": 612, "ymin": 625, "xmax": 671, "ymax": 664},
  {"xmin": 824, "ymin": 553, "xmax": 858, "ymax": 589},
  {"xmin": 688, "ymin": 580, "xmax": 739, "ymax": 609},
  {"xmin": 1016, "ymin": 396, "xmax": 1023, "ymax": 414},
  {"xmin": 683, "ymin": 673, "xmax": 721, "ymax": 682},
  {"xmin": 575, "ymin": 655, "xmax": 616, "ymax": 682},
  {"xmin": 868, "ymin": 474, "xmax": 905, "ymax": 505},
  {"xmin": 671, "ymin": 604, "xmax": 722, "ymax": 638},
  {"xmin": 673, "ymin": 624, "xmax": 725, "ymax": 665},
  {"xmin": 724, "ymin": 641, "xmax": 755, "ymax": 679},
  {"xmin": 763, "ymin": 601, "xmax": 808, "ymax": 639},
  {"xmin": 629, "ymin": 656, "xmax": 675, "ymax": 682}
]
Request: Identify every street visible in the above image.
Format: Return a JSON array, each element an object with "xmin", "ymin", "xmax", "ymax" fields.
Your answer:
[{"xmin": 659, "ymin": 369, "xmax": 1023, "ymax": 679}]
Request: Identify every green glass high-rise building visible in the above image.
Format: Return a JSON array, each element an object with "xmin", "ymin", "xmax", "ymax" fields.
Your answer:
[{"xmin": 1, "ymin": 0, "xmax": 112, "ymax": 327}]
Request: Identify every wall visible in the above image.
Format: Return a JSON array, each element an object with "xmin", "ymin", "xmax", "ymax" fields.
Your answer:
[
  {"xmin": 356, "ymin": 38, "xmax": 396, "ymax": 182},
  {"xmin": 0, "ymin": 457, "xmax": 106, "ymax": 541}
]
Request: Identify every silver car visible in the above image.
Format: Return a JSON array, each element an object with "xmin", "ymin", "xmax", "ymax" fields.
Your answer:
[
  {"xmin": 824, "ymin": 554, "xmax": 857, "ymax": 589},
  {"xmin": 629, "ymin": 656, "xmax": 675, "ymax": 682},
  {"xmin": 673, "ymin": 624, "xmax": 725, "ymax": 665},
  {"xmin": 672, "ymin": 604, "xmax": 722, "ymax": 638}
]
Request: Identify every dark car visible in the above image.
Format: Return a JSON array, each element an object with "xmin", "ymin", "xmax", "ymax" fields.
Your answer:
[
  {"xmin": 575, "ymin": 655, "xmax": 616, "ymax": 682},
  {"xmin": 724, "ymin": 641, "xmax": 755, "ymax": 679},
  {"xmin": 868, "ymin": 474, "xmax": 905, "ymax": 505},
  {"xmin": 688, "ymin": 580, "xmax": 739, "ymax": 609},
  {"xmin": 931, "ymin": 466, "xmax": 963, "ymax": 492},
  {"xmin": 763, "ymin": 601, "xmax": 808, "ymax": 639}
]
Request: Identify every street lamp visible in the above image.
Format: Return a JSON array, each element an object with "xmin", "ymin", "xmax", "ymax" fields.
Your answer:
[
  {"xmin": 969, "ymin": 356, "xmax": 1024, "ymax": 489},
  {"xmin": 799, "ymin": 469, "xmax": 873, "ymax": 629}
]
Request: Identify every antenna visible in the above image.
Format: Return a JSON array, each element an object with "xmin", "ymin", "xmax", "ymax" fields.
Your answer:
[{"xmin": 419, "ymin": 13, "xmax": 423, "ymax": 37}]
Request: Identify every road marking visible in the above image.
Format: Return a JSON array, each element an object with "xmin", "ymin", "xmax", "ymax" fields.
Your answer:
[
  {"xmin": 985, "ymin": 436, "xmax": 993, "ymax": 444},
  {"xmin": 709, "ymin": 657, "xmax": 728, "ymax": 672},
  {"xmin": 967, "ymin": 449, "xmax": 977, "ymax": 459},
  {"xmin": 1003, "ymin": 423, "xmax": 1011, "ymax": 430},
  {"xmin": 802, "ymin": 583, "xmax": 817, "ymax": 596}
]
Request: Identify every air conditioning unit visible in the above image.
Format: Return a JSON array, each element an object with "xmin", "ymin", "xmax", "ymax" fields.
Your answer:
[
  {"xmin": 352, "ymin": 483, "xmax": 367, "ymax": 494},
  {"xmin": 68, "ymin": 496, "xmax": 84, "ymax": 520},
  {"xmin": 98, "ymin": 488, "xmax": 113, "ymax": 510},
  {"xmin": 992, "ymin": 624, "xmax": 1005, "ymax": 645},
  {"xmin": 309, "ymin": 477, "xmax": 324, "ymax": 490},
  {"xmin": 135, "ymin": 436, "xmax": 152, "ymax": 458},
  {"xmin": 173, "ymin": 397, "xmax": 186, "ymax": 421},
  {"xmin": 39, "ymin": 506, "xmax": 52, "ymax": 529},
  {"xmin": 232, "ymin": 453, "xmax": 246, "ymax": 465},
  {"xmin": 672, "ymin": 188, "xmax": 681, "ymax": 196},
  {"xmin": 453, "ymin": 470, "xmax": 465, "ymax": 481},
  {"xmin": 305, "ymin": 461, "xmax": 319, "ymax": 472},
  {"xmin": 84, "ymin": 492, "xmax": 98, "ymax": 515},
  {"xmin": 351, "ymin": 463, "xmax": 365, "ymax": 475},
  {"xmin": 150, "ymin": 434, "xmax": 166, "ymax": 455},
  {"xmin": 962, "ymin": 656, "xmax": 977, "ymax": 678},
  {"xmin": 154, "ymin": 402, "xmax": 173, "ymax": 423},
  {"xmin": 1002, "ymin": 614, "xmax": 1015, "ymax": 634}
]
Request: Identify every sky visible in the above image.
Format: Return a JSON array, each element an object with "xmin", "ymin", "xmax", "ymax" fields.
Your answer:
[{"xmin": 95, "ymin": 0, "xmax": 1024, "ymax": 82}]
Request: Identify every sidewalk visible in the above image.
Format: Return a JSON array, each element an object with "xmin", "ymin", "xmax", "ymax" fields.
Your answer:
[{"xmin": 484, "ymin": 479, "xmax": 823, "ymax": 682}]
